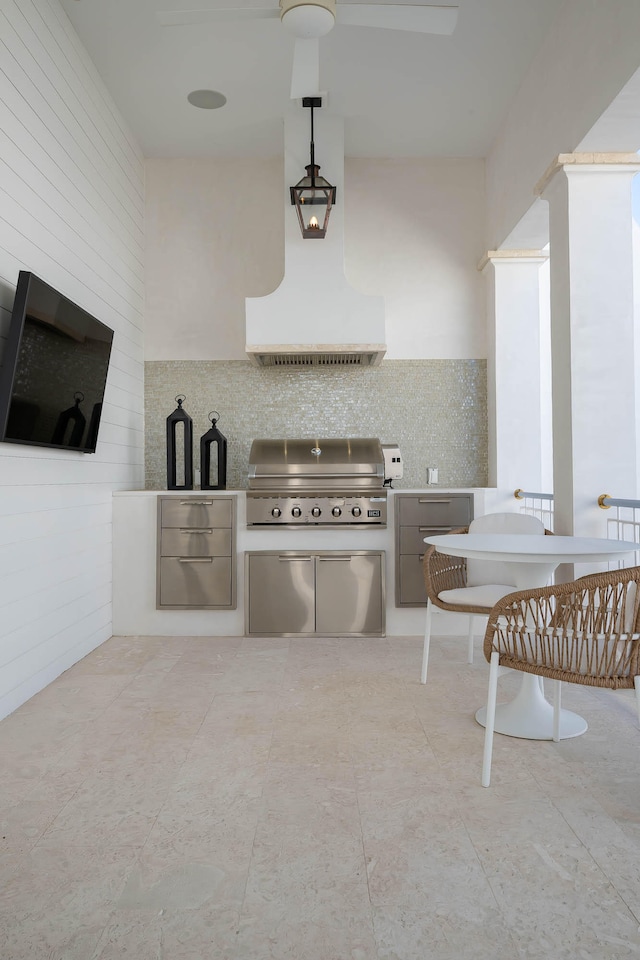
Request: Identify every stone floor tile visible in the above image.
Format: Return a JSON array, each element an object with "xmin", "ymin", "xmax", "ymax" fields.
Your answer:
[{"xmin": 2, "ymin": 633, "xmax": 640, "ymax": 960}]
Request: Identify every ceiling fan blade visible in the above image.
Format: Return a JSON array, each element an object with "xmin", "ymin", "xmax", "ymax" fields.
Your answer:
[
  {"xmin": 157, "ymin": 7, "xmax": 279, "ymax": 27},
  {"xmin": 335, "ymin": 3, "xmax": 458, "ymax": 35},
  {"xmin": 290, "ymin": 37, "xmax": 320, "ymax": 99}
]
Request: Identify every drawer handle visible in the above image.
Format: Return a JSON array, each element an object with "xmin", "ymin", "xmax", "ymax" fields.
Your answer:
[
  {"xmin": 179, "ymin": 500, "xmax": 213, "ymax": 505},
  {"xmin": 177, "ymin": 557, "xmax": 213, "ymax": 563},
  {"xmin": 318, "ymin": 556, "xmax": 352, "ymax": 562},
  {"xmin": 418, "ymin": 526, "xmax": 443, "ymax": 532},
  {"xmin": 278, "ymin": 556, "xmax": 312, "ymax": 562},
  {"xmin": 181, "ymin": 528, "xmax": 213, "ymax": 534},
  {"xmin": 418, "ymin": 498, "xmax": 452, "ymax": 504},
  {"xmin": 418, "ymin": 554, "xmax": 425, "ymax": 561}
]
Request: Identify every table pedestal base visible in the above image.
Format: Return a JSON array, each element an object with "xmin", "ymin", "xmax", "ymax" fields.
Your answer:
[{"xmin": 475, "ymin": 674, "xmax": 588, "ymax": 740}]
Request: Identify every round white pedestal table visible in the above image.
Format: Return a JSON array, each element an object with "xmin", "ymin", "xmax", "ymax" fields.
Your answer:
[{"xmin": 423, "ymin": 533, "xmax": 640, "ymax": 741}]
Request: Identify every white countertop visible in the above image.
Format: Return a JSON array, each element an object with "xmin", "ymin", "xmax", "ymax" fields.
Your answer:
[{"xmin": 113, "ymin": 487, "xmax": 486, "ymax": 496}]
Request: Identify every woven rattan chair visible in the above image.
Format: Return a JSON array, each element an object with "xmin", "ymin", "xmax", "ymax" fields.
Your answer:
[
  {"xmin": 481, "ymin": 565, "xmax": 640, "ymax": 786},
  {"xmin": 421, "ymin": 512, "xmax": 550, "ymax": 683}
]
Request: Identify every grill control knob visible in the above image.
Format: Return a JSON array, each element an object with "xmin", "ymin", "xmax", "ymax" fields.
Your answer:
[
  {"xmin": 332, "ymin": 506, "xmax": 342, "ymax": 517},
  {"xmin": 352, "ymin": 506, "xmax": 362, "ymax": 518},
  {"xmin": 311, "ymin": 507, "xmax": 321, "ymax": 518},
  {"xmin": 291, "ymin": 506, "xmax": 302, "ymax": 518},
  {"xmin": 271, "ymin": 507, "xmax": 281, "ymax": 518}
]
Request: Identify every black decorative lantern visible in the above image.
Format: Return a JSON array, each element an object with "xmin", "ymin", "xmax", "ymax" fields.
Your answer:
[
  {"xmin": 200, "ymin": 411, "xmax": 227, "ymax": 490},
  {"xmin": 52, "ymin": 391, "xmax": 86, "ymax": 448},
  {"xmin": 166, "ymin": 395, "xmax": 193, "ymax": 490},
  {"xmin": 290, "ymin": 96, "xmax": 336, "ymax": 239}
]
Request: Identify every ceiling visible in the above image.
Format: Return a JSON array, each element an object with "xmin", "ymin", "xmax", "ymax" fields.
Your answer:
[{"xmin": 59, "ymin": 0, "xmax": 564, "ymax": 159}]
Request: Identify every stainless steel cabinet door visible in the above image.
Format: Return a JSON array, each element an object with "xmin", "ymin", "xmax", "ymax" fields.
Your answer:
[
  {"xmin": 315, "ymin": 553, "xmax": 384, "ymax": 636},
  {"xmin": 247, "ymin": 554, "xmax": 315, "ymax": 636}
]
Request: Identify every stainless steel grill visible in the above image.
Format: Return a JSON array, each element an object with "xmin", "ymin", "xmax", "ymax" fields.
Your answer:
[{"xmin": 246, "ymin": 437, "xmax": 388, "ymax": 526}]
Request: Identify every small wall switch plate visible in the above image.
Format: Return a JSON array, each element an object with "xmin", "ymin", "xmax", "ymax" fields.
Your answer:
[{"xmin": 426, "ymin": 467, "xmax": 438, "ymax": 485}]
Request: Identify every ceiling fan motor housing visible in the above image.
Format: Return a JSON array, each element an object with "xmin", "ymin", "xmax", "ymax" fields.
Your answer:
[{"xmin": 280, "ymin": 0, "xmax": 337, "ymax": 38}]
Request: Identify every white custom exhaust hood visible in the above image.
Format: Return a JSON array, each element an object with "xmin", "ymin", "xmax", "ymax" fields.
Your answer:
[{"xmin": 245, "ymin": 109, "xmax": 386, "ymax": 367}]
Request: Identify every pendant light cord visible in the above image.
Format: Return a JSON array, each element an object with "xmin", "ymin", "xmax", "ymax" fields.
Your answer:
[{"xmin": 309, "ymin": 101, "xmax": 316, "ymax": 187}]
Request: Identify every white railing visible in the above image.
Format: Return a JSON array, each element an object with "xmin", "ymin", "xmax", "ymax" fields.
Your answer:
[
  {"xmin": 512, "ymin": 490, "xmax": 640, "ymax": 564},
  {"xmin": 514, "ymin": 488, "xmax": 554, "ymax": 531},
  {"xmin": 598, "ymin": 494, "xmax": 640, "ymax": 565}
]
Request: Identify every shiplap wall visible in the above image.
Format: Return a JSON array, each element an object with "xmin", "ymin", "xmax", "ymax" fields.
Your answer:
[{"xmin": 0, "ymin": 0, "xmax": 145, "ymax": 719}]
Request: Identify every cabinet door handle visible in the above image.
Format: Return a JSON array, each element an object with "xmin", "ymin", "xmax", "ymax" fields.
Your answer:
[
  {"xmin": 179, "ymin": 500, "xmax": 213, "ymax": 505},
  {"xmin": 318, "ymin": 556, "xmax": 352, "ymax": 561},
  {"xmin": 177, "ymin": 557, "xmax": 213, "ymax": 563},
  {"xmin": 418, "ymin": 498, "xmax": 452, "ymax": 504},
  {"xmin": 181, "ymin": 528, "xmax": 213, "ymax": 534},
  {"xmin": 278, "ymin": 556, "xmax": 312, "ymax": 561}
]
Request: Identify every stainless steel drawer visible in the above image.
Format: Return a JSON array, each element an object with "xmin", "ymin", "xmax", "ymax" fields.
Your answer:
[
  {"xmin": 158, "ymin": 556, "xmax": 232, "ymax": 607},
  {"xmin": 399, "ymin": 525, "xmax": 456, "ymax": 555},
  {"xmin": 398, "ymin": 495, "xmax": 472, "ymax": 527},
  {"xmin": 160, "ymin": 527, "xmax": 232, "ymax": 558},
  {"xmin": 398, "ymin": 555, "xmax": 427, "ymax": 605},
  {"xmin": 160, "ymin": 498, "xmax": 232, "ymax": 529},
  {"xmin": 394, "ymin": 493, "xmax": 473, "ymax": 607}
]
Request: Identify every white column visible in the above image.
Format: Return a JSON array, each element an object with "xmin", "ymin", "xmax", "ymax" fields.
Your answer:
[
  {"xmin": 481, "ymin": 250, "xmax": 549, "ymax": 505},
  {"xmin": 538, "ymin": 154, "xmax": 640, "ymax": 537}
]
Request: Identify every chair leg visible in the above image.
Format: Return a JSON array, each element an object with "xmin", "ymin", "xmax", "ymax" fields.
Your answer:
[
  {"xmin": 421, "ymin": 598, "xmax": 433, "ymax": 684},
  {"xmin": 634, "ymin": 676, "xmax": 640, "ymax": 726},
  {"xmin": 467, "ymin": 615, "xmax": 475, "ymax": 664},
  {"xmin": 482, "ymin": 651, "xmax": 500, "ymax": 787},
  {"xmin": 552, "ymin": 680, "xmax": 561, "ymax": 742}
]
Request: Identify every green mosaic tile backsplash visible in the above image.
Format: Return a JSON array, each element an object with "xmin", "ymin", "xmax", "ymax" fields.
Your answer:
[{"xmin": 145, "ymin": 359, "xmax": 488, "ymax": 490}]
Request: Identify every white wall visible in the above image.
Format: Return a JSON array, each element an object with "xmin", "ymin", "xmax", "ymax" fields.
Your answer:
[
  {"xmin": 0, "ymin": 0, "xmax": 145, "ymax": 719},
  {"xmin": 486, "ymin": 0, "xmax": 640, "ymax": 248},
  {"xmin": 145, "ymin": 156, "xmax": 486, "ymax": 360},
  {"xmin": 145, "ymin": 157, "xmax": 284, "ymax": 361},
  {"xmin": 345, "ymin": 158, "xmax": 486, "ymax": 359}
]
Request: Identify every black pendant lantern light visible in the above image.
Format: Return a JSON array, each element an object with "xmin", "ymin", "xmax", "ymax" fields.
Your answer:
[
  {"xmin": 200, "ymin": 411, "xmax": 227, "ymax": 490},
  {"xmin": 166, "ymin": 395, "xmax": 193, "ymax": 490},
  {"xmin": 290, "ymin": 96, "xmax": 336, "ymax": 239}
]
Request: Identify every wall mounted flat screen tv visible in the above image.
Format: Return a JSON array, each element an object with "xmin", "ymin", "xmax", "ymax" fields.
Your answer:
[{"xmin": 0, "ymin": 272, "xmax": 114, "ymax": 454}]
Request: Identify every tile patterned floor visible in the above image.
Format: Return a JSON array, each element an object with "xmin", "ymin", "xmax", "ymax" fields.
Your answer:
[{"xmin": 1, "ymin": 633, "xmax": 640, "ymax": 959}]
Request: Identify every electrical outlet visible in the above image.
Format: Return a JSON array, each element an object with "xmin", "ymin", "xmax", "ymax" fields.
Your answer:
[{"xmin": 426, "ymin": 467, "xmax": 438, "ymax": 484}]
